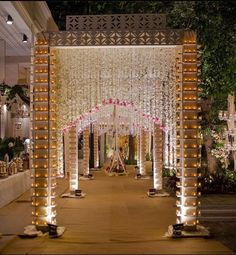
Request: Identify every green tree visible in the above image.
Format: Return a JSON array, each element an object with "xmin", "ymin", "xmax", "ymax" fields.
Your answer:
[{"xmin": 169, "ymin": 1, "xmax": 236, "ymax": 173}]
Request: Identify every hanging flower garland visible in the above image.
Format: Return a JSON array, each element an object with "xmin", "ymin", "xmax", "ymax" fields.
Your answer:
[
  {"xmin": 56, "ymin": 47, "xmax": 176, "ymax": 135},
  {"xmin": 62, "ymin": 98, "xmax": 167, "ymax": 135}
]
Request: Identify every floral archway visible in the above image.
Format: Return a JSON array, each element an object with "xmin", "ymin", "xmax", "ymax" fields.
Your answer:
[{"xmin": 31, "ymin": 14, "xmax": 200, "ymax": 230}]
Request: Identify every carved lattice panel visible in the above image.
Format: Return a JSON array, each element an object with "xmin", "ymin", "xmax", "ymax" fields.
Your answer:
[
  {"xmin": 66, "ymin": 14, "xmax": 167, "ymax": 31},
  {"xmin": 49, "ymin": 30, "xmax": 184, "ymax": 46}
]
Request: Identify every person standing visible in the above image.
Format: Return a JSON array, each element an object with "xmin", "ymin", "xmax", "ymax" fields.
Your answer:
[{"xmin": 7, "ymin": 142, "xmax": 14, "ymax": 162}]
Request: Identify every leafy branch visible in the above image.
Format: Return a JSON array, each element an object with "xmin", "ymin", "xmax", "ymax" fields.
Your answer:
[{"xmin": 0, "ymin": 83, "xmax": 29, "ymax": 110}]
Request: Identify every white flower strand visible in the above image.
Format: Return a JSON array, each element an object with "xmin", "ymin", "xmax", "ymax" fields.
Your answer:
[{"xmin": 55, "ymin": 47, "xmax": 177, "ymax": 173}]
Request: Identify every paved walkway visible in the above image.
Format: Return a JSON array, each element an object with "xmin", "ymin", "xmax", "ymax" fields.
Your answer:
[{"xmin": 0, "ymin": 166, "xmax": 234, "ymax": 254}]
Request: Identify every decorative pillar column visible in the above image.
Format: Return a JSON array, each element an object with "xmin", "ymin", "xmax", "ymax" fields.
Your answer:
[
  {"xmin": 31, "ymin": 38, "xmax": 57, "ymax": 226},
  {"xmin": 68, "ymin": 126, "xmax": 78, "ymax": 191},
  {"xmin": 140, "ymin": 128, "xmax": 146, "ymax": 176},
  {"xmin": 153, "ymin": 124, "xmax": 163, "ymax": 190},
  {"xmin": 83, "ymin": 126, "xmax": 90, "ymax": 176},
  {"xmin": 93, "ymin": 125, "xmax": 99, "ymax": 169},
  {"xmin": 176, "ymin": 31, "xmax": 201, "ymax": 230}
]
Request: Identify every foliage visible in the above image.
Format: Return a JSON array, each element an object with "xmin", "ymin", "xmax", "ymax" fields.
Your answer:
[
  {"xmin": 46, "ymin": 1, "xmax": 173, "ymax": 30},
  {"xmin": 0, "ymin": 83, "xmax": 30, "ymax": 110},
  {"xmin": 124, "ymin": 158, "xmax": 137, "ymax": 165},
  {"xmin": 210, "ymin": 130, "xmax": 229, "ymax": 169},
  {"xmin": 168, "ymin": 1, "xmax": 236, "ymax": 174},
  {"xmin": 0, "ymin": 137, "xmax": 24, "ymax": 160},
  {"xmin": 169, "ymin": 1, "xmax": 236, "ymax": 110},
  {"xmin": 201, "ymin": 169, "xmax": 236, "ymax": 193},
  {"xmin": 163, "ymin": 174, "xmax": 177, "ymax": 195},
  {"xmin": 163, "ymin": 167, "xmax": 177, "ymax": 195},
  {"xmin": 163, "ymin": 167, "xmax": 175, "ymax": 177}
]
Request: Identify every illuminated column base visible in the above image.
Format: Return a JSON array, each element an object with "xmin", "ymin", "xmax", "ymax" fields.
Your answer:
[{"xmin": 93, "ymin": 126, "xmax": 99, "ymax": 169}]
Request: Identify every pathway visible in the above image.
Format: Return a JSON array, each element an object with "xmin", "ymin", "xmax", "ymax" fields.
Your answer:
[{"xmin": 0, "ymin": 166, "xmax": 234, "ymax": 254}]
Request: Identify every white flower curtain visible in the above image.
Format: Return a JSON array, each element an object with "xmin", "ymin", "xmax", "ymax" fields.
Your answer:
[{"xmin": 55, "ymin": 46, "xmax": 177, "ymax": 135}]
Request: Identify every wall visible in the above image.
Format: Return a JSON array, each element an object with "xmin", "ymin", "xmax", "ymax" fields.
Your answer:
[
  {"xmin": 5, "ymin": 56, "xmax": 30, "ymax": 85},
  {"xmin": 0, "ymin": 40, "xmax": 5, "ymax": 83}
]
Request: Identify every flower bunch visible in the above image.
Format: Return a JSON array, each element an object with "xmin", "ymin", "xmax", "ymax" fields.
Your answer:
[{"xmin": 210, "ymin": 130, "xmax": 229, "ymax": 169}]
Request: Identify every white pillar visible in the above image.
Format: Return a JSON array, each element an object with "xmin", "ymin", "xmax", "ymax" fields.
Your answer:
[
  {"xmin": 64, "ymin": 132, "xmax": 70, "ymax": 177},
  {"xmin": 100, "ymin": 133, "xmax": 105, "ymax": 167},
  {"xmin": 153, "ymin": 124, "xmax": 163, "ymax": 190},
  {"xmin": 68, "ymin": 126, "xmax": 78, "ymax": 191},
  {"xmin": 140, "ymin": 129, "xmax": 146, "ymax": 175},
  {"xmin": 164, "ymin": 130, "xmax": 169, "ymax": 168},
  {"xmin": 136, "ymin": 134, "xmax": 140, "ymax": 168},
  {"xmin": 148, "ymin": 130, "xmax": 152, "ymax": 159},
  {"xmin": 83, "ymin": 127, "xmax": 90, "ymax": 176},
  {"xmin": 0, "ymin": 105, "xmax": 7, "ymax": 139},
  {"xmin": 93, "ymin": 126, "xmax": 99, "ymax": 168}
]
